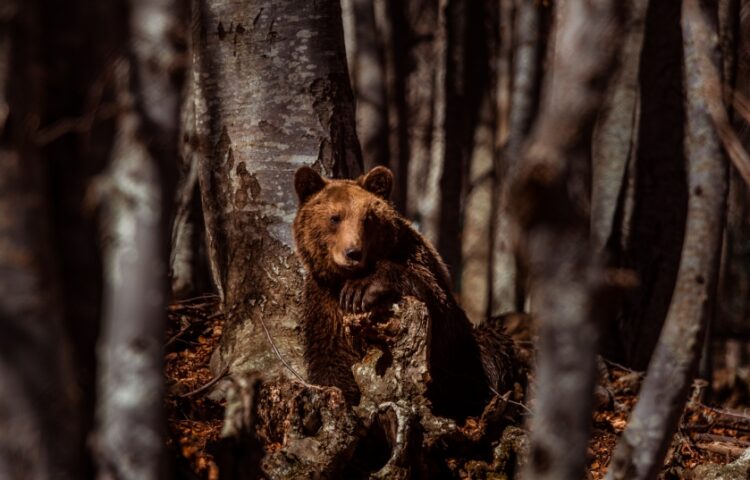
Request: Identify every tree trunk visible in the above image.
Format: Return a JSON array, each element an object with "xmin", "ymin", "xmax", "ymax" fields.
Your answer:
[
  {"xmin": 615, "ymin": 0, "xmax": 689, "ymax": 369},
  {"xmin": 406, "ymin": 0, "xmax": 444, "ymax": 239},
  {"xmin": 590, "ymin": 0, "xmax": 649, "ymax": 253},
  {"xmin": 350, "ymin": 0, "xmax": 389, "ymax": 172},
  {"xmin": 94, "ymin": 0, "xmax": 183, "ymax": 476},
  {"xmin": 490, "ymin": 0, "xmax": 543, "ymax": 316},
  {"xmin": 0, "ymin": 2, "xmax": 81, "ymax": 478},
  {"xmin": 510, "ymin": 0, "xmax": 624, "ymax": 478},
  {"xmin": 607, "ymin": 1, "xmax": 728, "ymax": 478},
  {"xmin": 192, "ymin": 0, "xmax": 362, "ymax": 380},
  {"xmin": 461, "ymin": 93, "xmax": 495, "ymax": 323}
]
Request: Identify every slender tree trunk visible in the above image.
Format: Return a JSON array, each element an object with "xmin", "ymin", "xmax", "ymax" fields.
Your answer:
[
  {"xmin": 94, "ymin": 0, "xmax": 183, "ymax": 476},
  {"xmin": 0, "ymin": 4, "xmax": 81, "ymax": 478},
  {"xmin": 461, "ymin": 92, "xmax": 495, "ymax": 323},
  {"xmin": 192, "ymin": 0, "xmax": 362, "ymax": 380},
  {"xmin": 616, "ymin": 0, "xmax": 689, "ymax": 368},
  {"xmin": 351, "ymin": 0, "xmax": 389, "ymax": 171},
  {"xmin": 436, "ymin": 0, "xmax": 467, "ymax": 285},
  {"xmin": 491, "ymin": 0, "xmax": 542, "ymax": 316},
  {"xmin": 511, "ymin": 0, "xmax": 624, "ymax": 478},
  {"xmin": 405, "ymin": 0, "xmax": 441, "ymax": 227},
  {"xmin": 591, "ymin": 0, "xmax": 649, "ymax": 253},
  {"xmin": 607, "ymin": 1, "xmax": 728, "ymax": 478}
]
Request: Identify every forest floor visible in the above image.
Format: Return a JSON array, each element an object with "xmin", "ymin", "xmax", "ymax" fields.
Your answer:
[{"xmin": 164, "ymin": 297, "xmax": 750, "ymax": 479}]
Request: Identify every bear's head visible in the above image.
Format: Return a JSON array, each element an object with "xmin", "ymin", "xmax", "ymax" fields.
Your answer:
[{"xmin": 292, "ymin": 166, "xmax": 399, "ymax": 283}]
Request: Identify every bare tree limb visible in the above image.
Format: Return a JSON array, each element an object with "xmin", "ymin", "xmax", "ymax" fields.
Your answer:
[{"xmin": 606, "ymin": 1, "xmax": 728, "ymax": 478}]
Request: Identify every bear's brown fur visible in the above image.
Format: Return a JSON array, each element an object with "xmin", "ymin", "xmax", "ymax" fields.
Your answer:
[{"xmin": 292, "ymin": 165, "xmax": 516, "ymax": 419}]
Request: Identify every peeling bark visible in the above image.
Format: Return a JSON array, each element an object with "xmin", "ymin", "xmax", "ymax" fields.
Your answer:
[
  {"xmin": 606, "ymin": 1, "xmax": 728, "ymax": 478},
  {"xmin": 192, "ymin": 0, "xmax": 362, "ymax": 382},
  {"xmin": 506, "ymin": 0, "xmax": 624, "ymax": 478}
]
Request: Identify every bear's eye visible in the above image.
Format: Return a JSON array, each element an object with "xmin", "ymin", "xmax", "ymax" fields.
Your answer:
[{"xmin": 330, "ymin": 214, "xmax": 341, "ymax": 225}]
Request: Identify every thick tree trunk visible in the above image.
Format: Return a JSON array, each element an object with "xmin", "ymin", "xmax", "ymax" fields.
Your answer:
[
  {"xmin": 607, "ymin": 1, "xmax": 728, "ymax": 478},
  {"xmin": 0, "ymin": 2, "xmax": 81, "ymax": 478},
  {"xmin": 192, "ymin": 0, "xmax": 362, "ymax": 380},
  {"xmin": 510, "ymin": 0, "xmax": 624, "ymax": 479}
]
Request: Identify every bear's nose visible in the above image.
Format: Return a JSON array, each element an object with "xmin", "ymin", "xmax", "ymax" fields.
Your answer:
[{"xmin": 345, "ymin": 248, "xmax": 362, "ymax": 262}]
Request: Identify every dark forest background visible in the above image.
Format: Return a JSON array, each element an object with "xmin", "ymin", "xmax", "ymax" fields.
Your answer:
[{"xmin": 2, "ymin": 0, "xmax": 750, "ymax": 479}]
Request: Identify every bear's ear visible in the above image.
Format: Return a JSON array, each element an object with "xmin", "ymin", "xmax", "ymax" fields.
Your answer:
[
  {"xmin": 294, "ymin": 166, "xmax": 326, "ymax": 203},
  {"xmin": 361, "ymin": 166, "xmax": 393, "ymax": 199}
]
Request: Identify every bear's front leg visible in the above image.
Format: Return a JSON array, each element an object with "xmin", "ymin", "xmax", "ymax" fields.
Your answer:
[{"xmin": 339, "ymin": 272, "xmax": 396, "ymax": 313}]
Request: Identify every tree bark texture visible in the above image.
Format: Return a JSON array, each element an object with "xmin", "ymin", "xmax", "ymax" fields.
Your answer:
[
  {"xmin": 509, "ymin": 0, "xmax": 624, "ymax": 479},
  {"xmin": 606, "ymin": 1, "xmax": 728, "ymax": 478},
  {"xmin": 191, "ymin": 0, "xmax": 363, "ymax": 380}
]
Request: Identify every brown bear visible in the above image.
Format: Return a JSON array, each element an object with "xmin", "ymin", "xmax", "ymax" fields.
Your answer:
[{"xmin": 292, "ymin": 165, "xmax": 516, "ymax": 419}]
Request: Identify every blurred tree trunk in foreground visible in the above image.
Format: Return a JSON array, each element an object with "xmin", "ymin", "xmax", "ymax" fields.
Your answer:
[
  {"xmin": 0, "ymin": 2, "xmax": 81, "ymax": 477},
  {"xmin": 94, "ymin": 0, "xmax": 184, "ymax": 475},
  {"xmin": 607, "ymin": 0, "xmax": 728, "ymax": 477},
  {"xmin": 191, "ymin": 0, "xmax": 362, "ymax": 380},
  {"xmin": 511, "ymin": 0, "xmax": 624, "ymax": 478}
]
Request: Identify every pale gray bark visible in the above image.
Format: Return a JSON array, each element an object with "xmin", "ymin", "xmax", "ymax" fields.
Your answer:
[
  {"xmin": 95, "ymin": 0, "xmax": 183, "ymax": 476},
  {"xmin": 606, "ymin": 1, "xmax": 728, "ymax": 478},
  {"xmin": 591, "ymin": 0, "xmax": 649, "ymax": 252},
  {"xmin": 192, "ymin": 0, "xmax": 362, "ymax": 380},
  {"xmin": 509, "ymin": 0, "xmax": 624, "ymax": 479},
  {"xmin": 95, "ymin": 59, "xmax": 170, "ymax": 480}
]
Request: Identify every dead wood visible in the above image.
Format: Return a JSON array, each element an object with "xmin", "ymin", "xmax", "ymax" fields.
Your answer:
[{"xmin": 215, "ymin": 297, "xmax": 525, "ymax": 479}]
